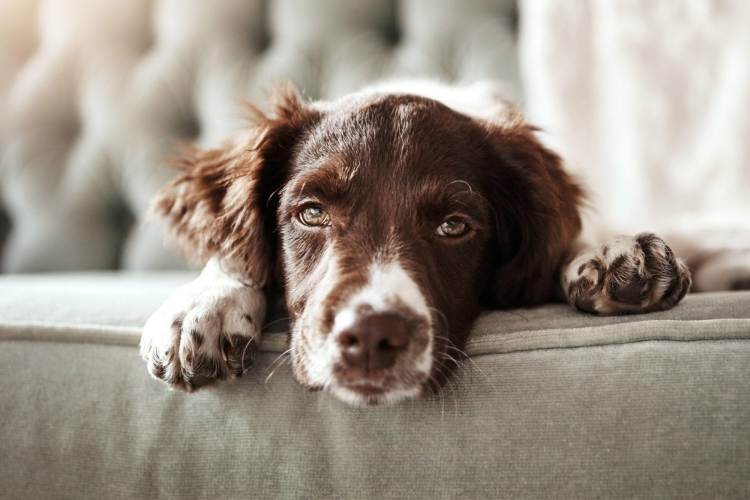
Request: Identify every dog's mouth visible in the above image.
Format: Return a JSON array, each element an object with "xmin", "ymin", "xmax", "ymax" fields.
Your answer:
[
  {"xmin": 330, "ymin": 379, "xmax": 425, "ymax": 406},
  {"xmin": 340, "ymin": 382, "xmax": 389, "ymax": 400},
  {"xmin": 344, "ymin": 381, "xmax": 384, "ymax": 392},
  {"xmin": 327, "ymin": 363, "xmax": 432, "ymax": 406},
  {"xmin": 291, "ymin": 341, "xmax": 435, "ymax": 406}
]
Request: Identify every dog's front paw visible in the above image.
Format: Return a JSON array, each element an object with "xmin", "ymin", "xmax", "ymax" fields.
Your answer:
[
  {"xmin": 564, "ymin": 233, "xmax": 692, "ymax": 315},
  {"xmin": 140, "ymin": 275, "xmax": 266, "ymax": 391}
]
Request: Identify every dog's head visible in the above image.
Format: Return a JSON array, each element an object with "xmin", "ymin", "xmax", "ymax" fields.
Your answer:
[{"xmin": 155, "ymin": 84, "xmax": 582, "ymax": 405}]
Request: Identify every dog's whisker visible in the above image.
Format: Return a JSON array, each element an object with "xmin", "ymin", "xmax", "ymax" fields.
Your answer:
[
  {"xmin": 264, "ymin": 348, "xmax": 293, "ymax": 383},
  {"xmin": 431, "ymin": 332, "xmax": 491, "ymax": 391},
  {"xmin": 445, "ymin": 346, "xmax": 490, "ymax": 386},
  {"xmin": 430, "ymin": 359, "xmax": 457, "ymax": 403},
  {"xmin": 263, "ymin": 357, "xmax": 290, "ymax": 384},
  {"xmin": 240, "ymin": 337, "xmax": 258, "ymax": 374},
  {"xmin": 261, "ymin": 316, "xmax": 291, "ymax": 331},
  {"xmin": 433, "ymin": 364, "xmax": 460, "ymax": 418},
  {"xmin": 428, "ymin": 307, "xmax": 450, "ymax": 333}
]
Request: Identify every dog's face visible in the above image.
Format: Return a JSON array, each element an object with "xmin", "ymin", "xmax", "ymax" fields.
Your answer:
[
  {"xmin": 156, "ymin": 86, "xmax": 582, "ymax": 405},
  {"xmin": 278, "ymin": 95, "xmax": 496, "ymax": 404}
]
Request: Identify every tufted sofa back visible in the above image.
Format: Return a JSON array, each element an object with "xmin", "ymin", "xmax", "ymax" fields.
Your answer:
[{"xmin": 0, "ymin": 0, "xmax": 519, "ymax": 272}]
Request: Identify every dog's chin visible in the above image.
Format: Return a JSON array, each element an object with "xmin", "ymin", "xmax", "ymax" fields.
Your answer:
[{"xmin": 329, "ymin": 382, "xmax": 423, "ymax": 407}]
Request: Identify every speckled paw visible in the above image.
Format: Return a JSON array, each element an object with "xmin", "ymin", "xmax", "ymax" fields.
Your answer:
[
  {"xmin": 563, "ymin": 233, "xmax": 691, "ymax": 315},
  {"xmin": 140, "ymin": 278, "xmax": 265, "ymax": 391}
]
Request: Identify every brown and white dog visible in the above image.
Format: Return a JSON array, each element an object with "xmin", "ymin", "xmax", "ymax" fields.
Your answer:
[{"xmin": 140, "ymin": 80, "xmax": 706, "ymax": 406}]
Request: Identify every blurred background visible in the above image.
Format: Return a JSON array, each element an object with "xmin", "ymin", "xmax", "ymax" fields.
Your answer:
[{"xmin": 1, "ymin": 0, "xmax": 748, "ymax": 273}]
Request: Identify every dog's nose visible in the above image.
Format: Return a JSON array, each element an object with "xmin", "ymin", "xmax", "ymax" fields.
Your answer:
[{"xmin": 338, "ymin": 313, "xmax": 411, "ymax": 371}]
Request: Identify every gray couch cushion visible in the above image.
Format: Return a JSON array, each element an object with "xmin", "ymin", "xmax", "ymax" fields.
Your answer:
[
  {"xmin": 0, "ymin": 0, "xmax": 518, "ymax": 272},
  {"xmin": 1, "ymin": 273, "xmax": 749, "ymax": 499}
]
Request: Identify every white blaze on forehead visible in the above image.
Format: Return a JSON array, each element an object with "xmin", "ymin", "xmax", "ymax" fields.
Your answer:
[
  {"xmin": 311, "ymin": 79, "xmax": 517, "ymax": 125},
  {"xmin": 330, "ymin": 385, "xmax": 422, "ymax": 407},
  {"xmin": 333, "ymin": 261, "xmax": 431, "ymax": 334}
]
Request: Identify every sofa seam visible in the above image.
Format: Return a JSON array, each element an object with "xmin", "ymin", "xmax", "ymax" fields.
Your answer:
[
  {"xmin": 3, "ymin": 327, "xmax": 750, "ymax": 357},
  {"xmin": 467, "ymin": 318, "xmax": 750, "ymax": 345},
  {"xmin": 467, "ymin": 336, "xmax": 750, "ymax": 359},
  {"xmin": 3, "ymin": 335, "xmax": 750, "ymax": 359}
]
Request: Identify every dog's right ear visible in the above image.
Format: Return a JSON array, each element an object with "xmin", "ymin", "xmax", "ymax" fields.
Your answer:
[{"xmin": 152, "ymin": 85, "xmax": 320, "ymax": 286}]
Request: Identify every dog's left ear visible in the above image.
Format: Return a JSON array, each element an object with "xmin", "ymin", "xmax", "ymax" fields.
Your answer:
[
  {"xmin": 152, "ymin": 85, "xmax": 320, "ymax": 285},
  {"xmin": 483, "ymin": 121, "xmax": 585, "ymax": 307}
]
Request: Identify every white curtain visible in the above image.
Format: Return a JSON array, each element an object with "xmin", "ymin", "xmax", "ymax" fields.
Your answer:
[{"xmin": 520, "ymin": 0, "xmax": 750, "ymax": 247}]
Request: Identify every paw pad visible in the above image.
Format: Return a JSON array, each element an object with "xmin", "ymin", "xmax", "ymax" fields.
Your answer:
[{"xmin": 566, "ymin": 233, "xmax": 691, "ymax": 314}]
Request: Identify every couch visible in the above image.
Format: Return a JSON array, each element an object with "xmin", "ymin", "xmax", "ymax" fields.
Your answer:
[{"xmin": 1, "ymin": 1, "xmax": 749, "ymax": 499}]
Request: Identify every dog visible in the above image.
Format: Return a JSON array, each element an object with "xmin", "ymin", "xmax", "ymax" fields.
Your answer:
[{"xmin": 140, "ymin": 80, "xmax": 739, "ymax": 406}]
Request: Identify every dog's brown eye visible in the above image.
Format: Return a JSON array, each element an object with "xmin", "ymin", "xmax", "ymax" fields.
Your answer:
[
  {"xmin": 436, "ymin": 219, "xmax": 469, "ymax": 237},
  {"xmin": 298, "ymin": 206, "xmax": 331, "ymax": 227}
]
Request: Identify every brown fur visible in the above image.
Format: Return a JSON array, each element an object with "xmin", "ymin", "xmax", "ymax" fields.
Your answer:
[
  {"xmin": 484, "ymin": 123, "xmax": 584, "ymax": 307},
  {"xmin": 153, "ymin": 85, "xmax": 585, "ymax": 396},
  {"xmin": 152, "ymin": 86, "xmax": 321, "ymax": 286}
]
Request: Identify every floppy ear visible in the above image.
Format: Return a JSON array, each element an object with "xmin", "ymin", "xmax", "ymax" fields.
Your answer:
[
  {"xmin": 152, "ymin": 85, "xmax": 319, "ymax": 286},
  {"xmin": 484, "ymin": 122, "xmax": 585, "ymax": 307}
]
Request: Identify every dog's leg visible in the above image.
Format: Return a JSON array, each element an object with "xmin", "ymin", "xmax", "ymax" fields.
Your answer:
[
  {"xmin": 691, "ymin": 249, "xmax": 750, "ymax": 291},
  {"xmin": 661, "ymin": 233, "xmax": 750, "ymax": 292},
  {"xmin": 140, "ymin": 258, "xmax": 266, "ymax": 391},
  {"xmin": 560, "ymin": 233, "xmax": 692, "ymax": 314}
]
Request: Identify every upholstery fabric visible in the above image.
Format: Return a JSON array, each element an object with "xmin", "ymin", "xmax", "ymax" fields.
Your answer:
[
  {"xmin": 1, "ymin": 273, "xmax": 749, "ymax": 499},
  {"xmin": 0, "ymin": 0, "xmax": 519, "ymax": 272}
]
